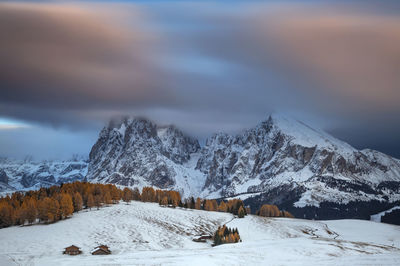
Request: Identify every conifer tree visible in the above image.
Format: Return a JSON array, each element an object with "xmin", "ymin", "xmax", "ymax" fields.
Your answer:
[
  {"xmin": 122, "ymin": 188, "xmax": 132, "ymax": 204},
  {"xmin": 104, "ymin": 192, "xmax": 112, "ymax": 205},
  {"xmin": 141, "ymin": 187, "xmax": 156, "ymax": 202},
  {"xmin": 132, "ymin": 188, "xmax": 141, "ymax": 201},
  {"xmin": 87, "ymin": 194, "xmax": 95, "ymax": 210},
  {"xmin": 37, "ymin": 197, "xmax": 51, "ymax": 223},
  {"xmin": 59, "ymin": 193, "xmax": 74, "ymax": 219},
  {"xmin": 195, "ymin": 198, "xmax": 202, "ymax": 210},
  {"xmin": 213, "ymin": 229, "xmax": 222, "ymax": 246},
  {"xmin": 238, "ymin": 206, "xmax": 245, "ymax": 218},
  {"xmin": 48, "ymin": 197, "xmax": 60, "ymax": 222},
  {"xmin": 28, "ymin": 197, "xmax": 38, "ymax": 224},
  {"xmin": 73, "ymin": 192, "xmax": 83, "ymax": 212},
  {"xmin": 94, "ymin": 194, "xmax": 102, "ymax": 210},
  {"xmin": 160, "ymin": 196, "xmax": 168, "ymax": 206},
  {"xmin": 110, "ymin": 186, "xmax": 121, "ymax": 203},
  {"xmin": 190, "ymin": 197, "xmax": 195, "ymax": 209},
  {"xmin": 0, "ymin": 201, "xmax": 14, "ymax": 228}
]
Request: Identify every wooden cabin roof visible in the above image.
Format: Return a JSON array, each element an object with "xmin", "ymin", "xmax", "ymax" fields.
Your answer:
[{"xmin": 65, "ymin": 245, "xmax": 80, "ymax": 251}]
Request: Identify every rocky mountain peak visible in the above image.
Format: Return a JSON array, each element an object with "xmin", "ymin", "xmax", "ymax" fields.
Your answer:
[
  {"xmin": 83, "ymin": 114, "xmax": 400, "ymax": 213},
  {"xmin": 87, "ymin": 116, "xmax": 202, "ymax": 191}
]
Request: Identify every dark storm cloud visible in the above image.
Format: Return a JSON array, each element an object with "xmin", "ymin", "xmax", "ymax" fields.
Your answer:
[
  {"xmin": 163, "ymin": 2, "xmax": 400, "ymax": 116},
  {"xmin": 0, "ymin": 2, "xmax": 174, "ymax": 121},
  {"xmin": 1, "ymin": 1, "xmax": 400, "ymax": 158}
]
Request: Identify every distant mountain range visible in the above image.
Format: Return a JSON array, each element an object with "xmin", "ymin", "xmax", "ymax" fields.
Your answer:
[
  {"xmin": 0, "ymin": 157, "xmax": 87, "ymax": 193},
  {"xmin": 1, "ymin": 114, "xmax": 400, "ymax": 220}
]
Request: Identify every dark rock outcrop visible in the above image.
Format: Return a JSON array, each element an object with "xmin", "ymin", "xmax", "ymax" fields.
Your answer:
[{"xmin": 0, "ymin": 169, "xmax": 8, "ymax": 184}]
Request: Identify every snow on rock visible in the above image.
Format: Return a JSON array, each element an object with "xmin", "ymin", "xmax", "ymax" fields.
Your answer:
[
  {"xmin": 4, "ymin": 113, "xmax": 400, "ymax": 212},
  {"xmin": 86, "ymin": 117, "xmax": 203, "ymax": 198},
  {"xmin": 197, "ymin": 114, "xmax": 400, "ymax": 208},
  {"xmin": 0, "ymin": 202, "xmax": 399, "ymax": 265},
  {"xmin": 0, "ymin": 158, "xmax": 88, "ymax": 194},
  {"xmin": 83, "ymin": 114, "xmax": 400, "ymax": 211}
]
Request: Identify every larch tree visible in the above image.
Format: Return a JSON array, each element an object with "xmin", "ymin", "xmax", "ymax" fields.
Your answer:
[
  {"xmin": 195, "ymin": 198, "xmax": 202, "ymax": 210},
  {"xmin": 238, "ymin": 206, "xmax": 245, "ymax": 218},
  {"xmin": 141, "ymin": 187, "xmax": 156, "ymax": 202},
  {"xmin": 48, "ymin": 197, "xmax": 60, "ymax": 222},
  {"xmin": 37, "ymin": 197, "xmax": 51, "ymax": 223},
  {"xmin": 0, "ymin": 201, "xmax": 14, "ymax": 228},
  {"xmin": 258, "ymin": 204, "xmax": 282, "ymax": 217},
  {"xmin": 218, "ymin": 201, "xmax": 227, "ymax": 212},
  {"xmin": 94, "ymin": 194, "xmax": 102, "ymax": 210},
  {"xmin": 122, "ymin": 188, "xmax": 132, "ymax": 204},
  {"xmin": 211, "ymin": 200, "xmax": 218, "ymax": 211},
  {"xmin": 204, "ymin": 200, "xmax": 214, "ymax": 211},
  {"xmin": 160, "ymin": 196, "xmax": 168, "ymax": 206},
  {"xmin": 59, "ymin": 193, "xmax": 74, "ymax": 219},
  {"xmin": 20, "ymin": 197, "xmax": 37, "ymax": 224},
  {"xmin": 110, "ymin": 186, "xmax": 121, "ymax": 203},
  {"xmin": 132, "ymin": 188, "xmax": 141, "ymax": 201},
  {"xmin": 73, "ymin": 192, "xmax": 83, "ymax": 212},
  {"xmin": 87, "ymin": 194, "xmax": 95, "ymax": 210},
  {"xmin": 104, "ymin": 192, "xmax": 112, "ymax": 205},
  {"xmin": 28, "ymin": 197, "xmax": 38, "ymax": 224}
]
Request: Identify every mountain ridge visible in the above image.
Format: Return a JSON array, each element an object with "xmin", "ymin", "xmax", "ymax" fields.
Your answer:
[
  {"xmin": 1, "ymin": 114, "xmax": 400, "ymax": 219},
  {"xmin": 85, "ymin": 114, "xmax": 400, "ymax": 209}
]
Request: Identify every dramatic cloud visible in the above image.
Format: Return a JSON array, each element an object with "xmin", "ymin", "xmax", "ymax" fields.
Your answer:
[
  {"xmin": 0, "ymin": 1, "xmax": 399, "ymax": 158},
  {"xmin": 0, "ymin": 2, "xmax": 174, "ymax": 126}
]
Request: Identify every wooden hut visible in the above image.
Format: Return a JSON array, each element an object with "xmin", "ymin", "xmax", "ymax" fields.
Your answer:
[
  {"xmin": 91, "ymin": 245, "xmax": 111, "ymax": 255},
  {"xmin": 63, "ymin": 245, "xmax": 82, "ymax": 255},
  {"xmin": 192, "ymin": 235, "xmax": 212, "ymax": 242}
]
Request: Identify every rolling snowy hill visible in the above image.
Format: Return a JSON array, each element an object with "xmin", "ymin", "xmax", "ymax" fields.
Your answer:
[{"xmin": 0, "ymin": 201, "xmax": 399, "ymax": 265}]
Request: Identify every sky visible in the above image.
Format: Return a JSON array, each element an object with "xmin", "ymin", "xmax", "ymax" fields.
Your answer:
[{"xmin": 0, "ymin": 0, "xmax": 400, "ymax": 160}]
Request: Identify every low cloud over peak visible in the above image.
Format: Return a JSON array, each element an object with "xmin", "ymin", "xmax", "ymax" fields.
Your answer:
[{"xmin": 1, "ymin": 1, "xmax": 400, "ymax": 159}]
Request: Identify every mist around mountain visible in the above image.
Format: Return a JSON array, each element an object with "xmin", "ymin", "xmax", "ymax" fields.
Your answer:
[{"xmin": 2, "ymin": 114, "xmax": 400, "ymax": 221}]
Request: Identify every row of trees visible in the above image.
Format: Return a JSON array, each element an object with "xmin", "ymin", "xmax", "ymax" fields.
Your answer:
[
  {"xmin": 0, "ymin": 182, "xmax": 185, "ymax": 228},
  {"xmin": 256, "ymin": 204, "xmax": 294, "ymax": 218},
  {"xmin": 213, "ymin": 225, "xmax": 241, "ymax": 246},
  {"xmin": 171, "ymin": 197, "xmax": 248, "ymax": 218},
  {"xmin": 120, "ymin": 187, "xmax": 181, "ymax": 206},
  {"xmin": 0, "ymin": 182, "xmax": 123, "ymax": 228},
  {"xmin": 1, "ymin": 182, "xmax": 294, "ymax": 229}
]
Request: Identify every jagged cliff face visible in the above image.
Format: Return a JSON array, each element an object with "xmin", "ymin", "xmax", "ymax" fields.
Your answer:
[
  {"xmin": 86, "ymin": 118, "xmax": 202, "ymax": 194},
  {"xmin": 196, "ymin": 116, "xmax": 400, "ymax": 207},
  {"xmin": 86, "ymin": 115, "xmax": 400, "ymax": 208},
  {"xmin": 0, "ymin": 158, "xmax": 88, "ymax": 193}
]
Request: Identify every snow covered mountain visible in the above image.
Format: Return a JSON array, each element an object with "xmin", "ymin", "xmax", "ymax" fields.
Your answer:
[
  {"xmin": 86, "ymin": 117, "xmax": 205, "ymax": 197},
  {"xmin": 0, "ymin": 157, "xmax": 88, "ymax": 193},
  {"xmin": 2, "ymin": 114, "xmax": 399, "ymax": 219},
  {"xmin": 86, "ymin": 114, "xmax": 400, "ymax": 219}
]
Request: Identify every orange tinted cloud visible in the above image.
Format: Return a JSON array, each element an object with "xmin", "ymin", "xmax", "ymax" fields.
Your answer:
[
  {"xmin": 248, "ymin": 5, "xmax": 400, "ymax": 112},
  {"xmin": 0, "ymin": 2, "xmax": 168, "ymax": 109}
]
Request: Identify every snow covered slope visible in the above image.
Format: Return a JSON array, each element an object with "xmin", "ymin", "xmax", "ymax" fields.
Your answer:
[
  {"xmin": 3, "ymin": 114, "xmax": 400, "ymax": 220},
  {"xmin": 0, "ymin": 158, "xmax": 88, "ymax": 194},
  {"xmin": 197, "ymin": 114, "xmax": 400, "ymax": 202},
  {"xmin": 86, "ymin": 117, "xmax": 205, "ymax": 198},
  {"xmin": 85, "ymin": 114, "xmax": 400, "ymax": 219},
  {"xmin": 0, "ymin": 202, "xmax": 399, "ymax": 265}
]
